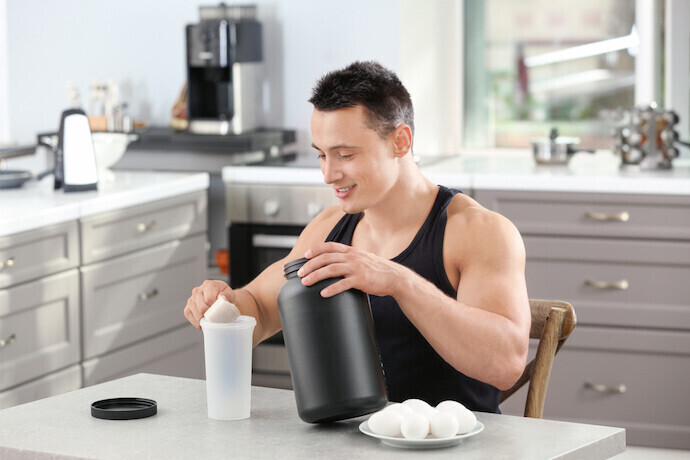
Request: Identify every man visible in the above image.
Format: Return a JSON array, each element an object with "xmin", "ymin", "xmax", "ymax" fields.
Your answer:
[{"xmin": 184, "ymin": 61, "xmax": 530, "ymax": 413}]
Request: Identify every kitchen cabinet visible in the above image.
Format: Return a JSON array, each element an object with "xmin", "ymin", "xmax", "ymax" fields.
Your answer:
[
  {"xmin": 82, "ymin": 324, "xmax": 204, "ymax": 386},
  {"xmin": 476, "ymin": 189, "xmax": 690, "ymax": 449},
  {"xmin": 0, "ymin": 178, "xmax": 208, "ymax": 409},
  {"xmin": 0, "ymin": 222, "xmax": 82, "ymax": 410},
  {"xmin": 0, "ymin": 365, "xmax": 82, "ymax": 410},
  {"xmin": 79, "ymin": 190, "xmax": 207, "ymax": 383},
  {"xmin": 0, "ymin": 269, "xmax": 81, "ymax": 393}
]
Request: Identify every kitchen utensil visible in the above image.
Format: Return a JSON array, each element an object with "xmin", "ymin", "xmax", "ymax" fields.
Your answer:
[
  {"xmin": 531, "ymin": 128, "xmax": 595, "ymax": 165},
  {"xmin": 200, "ymin": 315, "xmax": 256, "ymax": 420},
  {"xmin": 277, "ymin": 257, "xmax": 388, "ymax": 423},
  {"xmin": 0, "ymin": 170, "xmax": 33, "ymax": 189},
  {"xmin": 359, "ymin": 420, "xmax": 484, "ymax": 449},
  {"xmin": 91, "ymin": 132, "xmax": 139, "ymax": 179},
  {"xmin": 58, "ymin": 109, "xmax": 98, "ymax": 191}
]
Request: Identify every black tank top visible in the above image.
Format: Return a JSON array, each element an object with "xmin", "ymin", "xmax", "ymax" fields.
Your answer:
[{"xmin": 325, "ymin": 185, "xmax": 500, "ymax": 412}]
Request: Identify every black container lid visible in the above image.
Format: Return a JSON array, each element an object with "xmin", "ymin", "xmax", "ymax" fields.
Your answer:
[
  {"xmin": 91, "ymin": 398, "xmax": 157, "ymax": 420},
  {"xmin": 283, "ymin": 257, "xmax": 308, "ymax": 277}
]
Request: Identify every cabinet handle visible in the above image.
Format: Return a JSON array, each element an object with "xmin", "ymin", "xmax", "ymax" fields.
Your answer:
[
  {"xmin": 584, "ymin": 381, "xmax": 627, "ymax": 394},
  {"xmin": 136, "ymin": 221, "xmax": 157, "ymax": 233},
  {"xmin": 585, "ymin": 211, "xmax": 630, "ymax": 222},
  {"xmin": 138, "ymin": 288, "xmax": 159, "ymax": 301},
  {"xmin": 0, "ymin": 257, "xmax": 15, "ymax": 271},
  {"xmin": 0, "ymin": 333, "xmax": 16, "ymax": 348},
  {"xmin": 585, "ymin": 279, "xmax": 629, "ymax": 290}
]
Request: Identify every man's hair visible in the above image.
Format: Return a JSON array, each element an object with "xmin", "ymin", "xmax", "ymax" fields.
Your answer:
[{"xmin": 308, "ymin": 61, "xmax": 414, "ymax": 139}]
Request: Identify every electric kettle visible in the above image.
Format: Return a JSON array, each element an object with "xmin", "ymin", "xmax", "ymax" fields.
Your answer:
[{"xmin": 37, "ymin": 109, "xmax": 99, "ymax": 192}]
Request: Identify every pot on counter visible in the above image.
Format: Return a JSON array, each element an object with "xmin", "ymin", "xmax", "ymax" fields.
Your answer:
[{"xmin": 531, "ymin": 128, "xmax": 595, "ymax": 165}]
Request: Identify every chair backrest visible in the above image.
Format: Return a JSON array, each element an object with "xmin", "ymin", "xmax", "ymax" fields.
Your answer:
[{"xmin": 499, "ymin": 299, "xmax": 576, "ymax": 418}]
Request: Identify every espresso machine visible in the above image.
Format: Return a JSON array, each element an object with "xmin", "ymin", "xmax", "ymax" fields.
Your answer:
[{"xmin": 186, "ymin": 4, "xmax": 263, "ymax": 135}]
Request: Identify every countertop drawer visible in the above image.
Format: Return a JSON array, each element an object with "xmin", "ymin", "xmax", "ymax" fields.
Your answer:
[
  {"xmin": 82, "ymin": 325, "xmax": 204, "ymax": 387},
  {"xmin": 0, "ymin": 221, "xmax": 79, "ymax": 289},
  {"xmin": 0, "ymin": 269, "xmax": 81, "ymax": 391},
  {"xmin": 524, "ymin": 236, "xmax": 690, "ymax": 329},
  {"xmin": 80, "ymin": 191, "xmax": 207, "ymax": 264},
  {"xmin": 80, "ymin": 234, "xmax": 206, "ymax": 359},
  {"xmin": 538, "ymin": 327, "xmax": 690, "ymax": 449},
  {"xmin": 0, "ymin": 365, "xmax": 82, "ymax": 410},
  {"xmin": 475, "ymin": 190, "xmax": 690, "ymax": 240}
]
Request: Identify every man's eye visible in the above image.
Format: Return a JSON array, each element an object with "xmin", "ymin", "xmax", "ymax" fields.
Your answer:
[
  {"xmin": 339, "ymin": 154, "xmax": 352, "ymax": 160},
  {"xmin": 316, "ymin": 153, "xmax": 325, "ymax": 160}
]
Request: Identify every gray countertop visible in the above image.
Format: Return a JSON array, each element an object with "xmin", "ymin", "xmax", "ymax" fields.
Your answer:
[{"xmin": 0, "ymin": 373, "xmax": 625, "ymax": 459}]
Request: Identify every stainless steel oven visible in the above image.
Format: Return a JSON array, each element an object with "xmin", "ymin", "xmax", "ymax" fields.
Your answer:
[{"xmin": 226, "ymin": 181, "xmax": 337, "ymax": 388}]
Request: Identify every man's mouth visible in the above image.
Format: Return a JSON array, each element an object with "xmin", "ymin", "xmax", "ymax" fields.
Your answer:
[{"xmin": 334, "ymin": 185, "xmax": 356, "ymax": 198}]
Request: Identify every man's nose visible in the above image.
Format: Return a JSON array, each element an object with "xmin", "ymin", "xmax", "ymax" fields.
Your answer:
[{"xmin": 322, "ymin": 160, "xmax": 342, "ymax": 184}]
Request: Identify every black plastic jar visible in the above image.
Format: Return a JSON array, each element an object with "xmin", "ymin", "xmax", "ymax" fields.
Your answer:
[{"xmin": 277, "ymin": 257, "xmax": 388, "ymax": 423}]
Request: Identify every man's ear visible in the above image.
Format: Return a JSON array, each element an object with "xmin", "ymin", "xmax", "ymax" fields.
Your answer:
[{"xmin": 392, "ymin": 124, "xmax": 412, "ymax": 157}]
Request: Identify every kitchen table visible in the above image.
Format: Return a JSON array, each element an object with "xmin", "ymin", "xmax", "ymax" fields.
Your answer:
[{"xmin": 0, "ymin": 373, "xmax": 625, "ymax": 459}]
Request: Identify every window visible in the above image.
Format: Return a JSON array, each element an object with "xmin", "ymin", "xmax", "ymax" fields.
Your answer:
[{"xmin": 464, "ymin": 0, "xmax": 637, "ymax": 149}]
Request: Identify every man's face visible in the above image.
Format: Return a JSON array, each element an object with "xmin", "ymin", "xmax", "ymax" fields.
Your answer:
[{"xmin": 311, "ymin": 106, "xmax": 398, "ymax": 214}]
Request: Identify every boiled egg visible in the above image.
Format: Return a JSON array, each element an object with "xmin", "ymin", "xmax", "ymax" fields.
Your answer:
[{"xmin": 367, "ymin": 409, "xmax": 403, "ymax": 437}]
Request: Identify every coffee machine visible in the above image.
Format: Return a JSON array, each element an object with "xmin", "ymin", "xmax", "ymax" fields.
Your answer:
[{"xmin": 186, "ymin": 4, "xmax": 263, "ymax": 135}]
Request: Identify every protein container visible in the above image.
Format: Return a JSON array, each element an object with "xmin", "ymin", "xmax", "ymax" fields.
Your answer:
[{"xmin": 277, "ymin": 257, "xmax": 388, "ymax": 423}]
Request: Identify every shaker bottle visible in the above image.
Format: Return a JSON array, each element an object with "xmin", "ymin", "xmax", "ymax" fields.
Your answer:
[
  {"xmin": 200, "ymin": 315, "xmax": 256, "ymax": 420},
  {"xmin": 277, "ymin": 257, "xmax": 388, "ymax": 423}
]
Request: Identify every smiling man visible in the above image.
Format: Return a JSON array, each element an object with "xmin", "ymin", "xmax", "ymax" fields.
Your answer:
[{"xmin": 184, "ymin": 61, "xmax": 530, "ymax": 412}]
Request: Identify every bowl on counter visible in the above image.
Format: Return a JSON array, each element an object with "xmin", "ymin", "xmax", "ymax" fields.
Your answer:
[{"xmin": 92, "ymin": 132, "xmax": 139, "ymax": 179}]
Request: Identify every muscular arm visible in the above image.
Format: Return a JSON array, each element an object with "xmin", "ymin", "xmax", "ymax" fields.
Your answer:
[
  {"xmin": 184, "ymin": 206, "xmax": 344, "ymax": 346},
  {"xmin": 392, "ymin": 206, "xmax": 530, "ymax": 390}
]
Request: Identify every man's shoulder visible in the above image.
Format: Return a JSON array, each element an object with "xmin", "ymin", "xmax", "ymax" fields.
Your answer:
[
  {"xmin": 300, "ymin": 205, "xmax": 346, "ymax": 240},
  {"xmin": 446, "ymin": 194, "xmax": 521, "ymax": 245}
]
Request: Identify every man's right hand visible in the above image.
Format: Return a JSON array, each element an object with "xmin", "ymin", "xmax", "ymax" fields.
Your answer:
[{"xmin": 184, "ymin": 280, "xmax": 236, "ymax": 330}]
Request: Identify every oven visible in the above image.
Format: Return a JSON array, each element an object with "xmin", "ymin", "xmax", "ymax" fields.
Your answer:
[{"xmin": 226, "ymin": 180, "xmax": 337, "ymax": 389}]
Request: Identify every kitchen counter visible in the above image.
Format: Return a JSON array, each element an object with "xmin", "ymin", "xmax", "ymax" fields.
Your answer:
[
  {"xmin": 0, "ymin": 171, "xmax": 210, "ymax": 237},
  {"xmin": 0, "ymin": 373, "xmax": 625, "ymax": 459},
  {"xmin": 222, "ymin": 150, "xmax": 690, "ymax": 195}
]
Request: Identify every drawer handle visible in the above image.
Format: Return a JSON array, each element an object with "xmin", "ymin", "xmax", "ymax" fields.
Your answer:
[
  {"xmin": 136, "ymin": 221, "xmax": 157, "ymax": 233},
  {"xmin": 585, "ymin": 211, "xmax": 630, "ymax": 222},
  {"xmin": 584, "ymin": 381, "xmax": 627, "ymax": 394},
  {"xmin": 138, "ymin": 288, "xmax": 159, "ymax": 301},
  {"xmin": 585, "ymin": 279, "xmax": 629, "ymax": 290},
  {"xmin": 0, "ymin": 333, "xmax": 16, "ymax": 348},
  {"xmin": 0, "ymin": 257, "xmax": 15, "ymax": 271}
]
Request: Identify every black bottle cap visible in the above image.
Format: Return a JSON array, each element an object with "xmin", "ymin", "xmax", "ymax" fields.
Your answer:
[{"xmin": 91, "ymin": 397, "xmax": 157, "ymax": 420}]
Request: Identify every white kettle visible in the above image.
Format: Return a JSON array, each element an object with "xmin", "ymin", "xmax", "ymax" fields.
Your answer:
[{"xmin": 54, "ymin": 109, "xmax": 98, "ymax": 192}]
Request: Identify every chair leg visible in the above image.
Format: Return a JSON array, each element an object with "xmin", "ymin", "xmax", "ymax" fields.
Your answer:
[{"xmin": 524, "ymin": 308, "xmax": 566, "ymax": 418}]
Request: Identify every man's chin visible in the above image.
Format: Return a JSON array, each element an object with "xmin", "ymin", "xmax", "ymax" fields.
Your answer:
[{"xmin": 338, "ymin": 201, "xmax": 363, "ymax": 215}]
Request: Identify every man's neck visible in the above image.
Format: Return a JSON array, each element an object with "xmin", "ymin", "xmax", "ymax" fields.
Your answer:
[{"xmin": 358, "ymin": 159, "xmax": 438, "ymax": 243}]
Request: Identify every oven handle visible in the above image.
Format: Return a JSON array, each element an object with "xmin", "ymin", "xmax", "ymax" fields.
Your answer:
[{"xmin": 252, "ymin": 234, "xmax": 300, "ymax": 249}]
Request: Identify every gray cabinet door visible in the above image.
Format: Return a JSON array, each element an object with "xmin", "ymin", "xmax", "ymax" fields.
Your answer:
[
  {"xmin": 0, "ymin": 365, "xmax": 82, "ymax": 410},
  {"xmin": 0, "ymin": 269, "xmax": 81, "ymax": 391},
  {"xmin": 80, "ymin": 234, "xmax": 207, "ymax": 359},
  {"xmin": 523, "ymin": 235, "xmax": 690, "ymax": 329},
  {"xmin": 80, "ymin": 191, "xmax": 207, "ymax": 264},
  {"xmin": 474, "ymin": 190, "xmax": 690, "ymax": 240},
  {"xmin": 0, "ymin": 221, "xmax": 79, "ymax": 289},
  {"xmin": 82, "ymin": 325, "xmax": 204, "ymax": 386}
]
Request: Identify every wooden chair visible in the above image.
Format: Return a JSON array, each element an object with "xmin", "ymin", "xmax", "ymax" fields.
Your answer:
[{"xmin": 500, "ymin": 299, "xmax": 577, "ymax": 418}]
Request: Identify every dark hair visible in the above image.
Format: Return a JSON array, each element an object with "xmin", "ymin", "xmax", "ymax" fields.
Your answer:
[{"xmin": 308, "ymin": 61, "xmax": 414, "ymax": 138}]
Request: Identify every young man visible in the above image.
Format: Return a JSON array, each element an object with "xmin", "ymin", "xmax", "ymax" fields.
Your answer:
[{"xmin": 184, "ymin": 61, "xmax": 530, "ymax": 412}]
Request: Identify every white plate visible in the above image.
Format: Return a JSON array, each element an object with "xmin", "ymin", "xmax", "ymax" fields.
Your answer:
[{"xmin": 359, "ymin": 420, "xmax": 484, "ymax": 449}]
